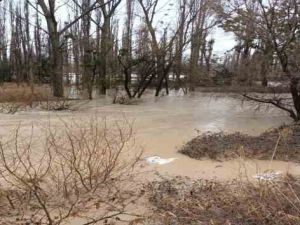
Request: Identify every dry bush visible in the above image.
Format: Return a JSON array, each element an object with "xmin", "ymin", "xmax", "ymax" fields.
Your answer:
[
  {"xmin": 0, "ymin": 117, "xmax": 142, "ymax": 225},
  {"xmin": 0, "ymin": 97, "xmax": 72, "ymax": 114},
  {"xmin": 146, "ymin": 175, "xmax": 300, "ymax": 225},
  {"xmin": 36, "ymin": 98, "xmax": 72, "ymax": 111},
  {"xmin": 0, "ymin": 102, "xmax": 22, "ymax": 114}
]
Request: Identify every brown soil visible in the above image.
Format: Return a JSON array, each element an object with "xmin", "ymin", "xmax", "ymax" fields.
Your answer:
[
  {"xmin": 146, "ymin": 175, "xmax": 300, "ymax": 225},
  {"xmin": 179, "ymin": 124, "xmax": 300, "ymax": 162}
]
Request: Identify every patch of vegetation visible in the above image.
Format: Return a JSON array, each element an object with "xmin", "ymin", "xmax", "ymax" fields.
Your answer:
[
  {"xmin": 0, "ymin": 83, "xmax": 52, "ymax": 103},
  {"xmin": 180, "ymin": 124, "xmax": 300, "ymax": 162},
  {"xmin": 146, "ymin": 176, "xmax": 300, "ymax": 225},
  {"xmin": 0, "ymin": 83, "xmax": 75, "ymax": 113}
]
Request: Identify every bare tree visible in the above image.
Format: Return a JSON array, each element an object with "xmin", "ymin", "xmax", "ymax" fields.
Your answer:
[
  {"xmin": 189, "ymin": 0, "xmax": 218, "ymax": 90},
  {"xmin": 81, "ymin": 0, "xmax": 94, "ymax": 99},
  {"xmin": 173, "ymin": 0, "xmax": 190, "ymax": 92},
  {"xmin": 98, "ymin": 0, "xmax": 122, "ymax": 95},
  {"xmin": 220, "ymin": 0, "xmax": 300, "ymax": 121},
  {"xmin": 35, "ymin": 0, "xmax": 114, "ymax": 97},
  {"xmin": 0, "ymin": 0, "xmax": 9, "ymax": 83},
  {"xmin": 121, "ymin": 0, "xmax": 135, "ymax": 93},
  {"xmin": 137, "ymin": 0, "xmax": 202, "ymax": 96}
]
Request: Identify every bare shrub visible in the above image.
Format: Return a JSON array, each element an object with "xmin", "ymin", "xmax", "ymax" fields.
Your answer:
[
  {"xmin": 0, "ymin": 98, "xmax": 72, "ymax": 114},
  {"xmin": 0, "ymin": 117, "xmax": 141, "ymax": 225},
  {"xmin": 0, "ymin": 102, "xmax": 22, "ymax": 114},
  {"xmin": 37, "ymin": 98, "xmax": 72, "ymax": 111}
]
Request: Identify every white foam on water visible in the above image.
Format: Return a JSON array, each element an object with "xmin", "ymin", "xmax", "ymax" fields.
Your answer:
[{"xmin": 145, "ymin": 156, "xmax": 178, "ymax": 165}]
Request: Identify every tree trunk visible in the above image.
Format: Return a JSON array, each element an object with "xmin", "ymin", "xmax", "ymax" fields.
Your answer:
[
  {"xmin": 82, "ymin": 0, "xmax": 93, "ymax": 99},
  {"xmin": 189, "ymin": 34, "xmax": 201, "ymax": 91},
  {"xmin": 261, "ymin": 60, "xmax": 268, "ymax": 87},
  {"xmin": 50, "ymin": 32, "xmax": 64, "ymax": 97},
  {"xmin": 38, "ymin": 0, "xmax": 64, "ymax": 97},
  {"xmin": 99, "ymin": 20, "xmax": 110, "ymax": 95},
  {"xmin": 155, "ymin": 58, "xmax": 165, "ymax": 96},
  {"xmin": 290, "ymin": 77, "xmax": 300, "ymax": 120}
]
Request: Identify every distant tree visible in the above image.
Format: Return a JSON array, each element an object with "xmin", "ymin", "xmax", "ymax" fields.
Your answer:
[
  {"xmin": 121, "ymin": 0, "xmax": 135, "ymax": 94},
  {"xmin": 98, "ymin": 0, "xmax": 122, "ymax": 95},
  {"xmin": 137, "ymin": 0, "xmax": 201, "ymax": 96},
  {"xmin": 0, "ymin": 0, "xmax": 10, "ymax": 82},
  {"xmin": 189, "ymin": 0, "xmax": 217, "ymax": 90}
]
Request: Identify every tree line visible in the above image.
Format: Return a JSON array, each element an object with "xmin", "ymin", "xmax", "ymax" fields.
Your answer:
[
  {"xmin": 0, "ymin": 0, "xmax": 218, "ymax": 97},
  {"xmin": 0, "ymin": 0, "xmax": 300, "ymax": 120}
]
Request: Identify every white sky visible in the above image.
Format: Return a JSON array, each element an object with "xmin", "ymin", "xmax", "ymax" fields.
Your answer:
[{"xmin": 211, "ymin": 28, "xmax": 236, "ymax": 55}]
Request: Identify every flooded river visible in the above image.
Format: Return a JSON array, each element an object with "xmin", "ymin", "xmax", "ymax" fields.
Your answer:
[{"xmin": 0, "ymin": 92, "xmax": 298, "ymax": 180}]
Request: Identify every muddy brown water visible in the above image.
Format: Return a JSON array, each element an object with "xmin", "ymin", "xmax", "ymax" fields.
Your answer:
[{"xmin": 0, "ymin": 92, "xmax": 299, "ymax": 181}]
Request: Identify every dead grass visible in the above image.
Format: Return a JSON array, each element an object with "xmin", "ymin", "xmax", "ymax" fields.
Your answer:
[
  {"xmin": 146, "ymin": 175, "xmax": 300, "ymax": 225},
  {"xmin": 180, "ymin": 124, "xmax": 300, "ymax": 162},
  {"xmin": 0, "ymin": 82, "xmax": 52, "ymax": 103},
  {"xmin": 0, "ymin": 83, "xmax": 74, "ymax": 113}
]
